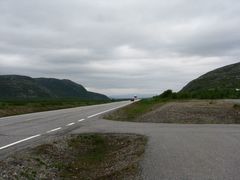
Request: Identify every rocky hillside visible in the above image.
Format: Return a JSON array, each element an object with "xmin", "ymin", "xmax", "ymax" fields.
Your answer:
[
  {"xmin": 180, "ymin": 62, "xmax": 240, "ymax": 98},
  {"xmin": 0, "ymin": 75, "xmax": 109, "ymax": 100}
]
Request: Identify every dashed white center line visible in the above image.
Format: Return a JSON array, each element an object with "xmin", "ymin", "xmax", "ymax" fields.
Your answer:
[
  {"xmin": 78, "ymin": 119, "xmax": 85, "ymax": 122},
  {"xmin": 46, "ymin": 127, "xmax": 62, "ymax": 133},
  {"xmin": 66, "ymin": 122, "xmax": 75, "ymax": 126},
  {"xmin": 87, "ymin": 104, "xmax": 128, "ymax": 119},
  {"xmin": 0, "ymin": 103, "xmax": 129, "ymax": 151},
  {"xmin": 0, "ymin": 134, "xmax": 41, "ymax": 150}
]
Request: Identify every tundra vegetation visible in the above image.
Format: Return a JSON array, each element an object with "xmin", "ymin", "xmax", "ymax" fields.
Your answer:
[{"xmin": 0, "ymin": 99, "xmax": 110, "ymax": 118}]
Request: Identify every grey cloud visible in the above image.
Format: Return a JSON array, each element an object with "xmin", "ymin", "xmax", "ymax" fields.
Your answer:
[{"xmin": 0, "ymin": 0, "xmax": 239, "ymax": 96}]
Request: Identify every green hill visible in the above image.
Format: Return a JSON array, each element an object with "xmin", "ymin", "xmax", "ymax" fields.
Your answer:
[
  {"xmin": 180, "ymin": 62, "xmax": 240, "ymax": 98},
  {"xmin": 0, "ymin": 75, "xmax": 109, "ymax": 100}
]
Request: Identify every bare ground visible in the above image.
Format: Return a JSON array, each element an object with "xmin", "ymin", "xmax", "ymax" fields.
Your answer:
[
  {"xmin": 0, "ymin": 133, "xmax": 147, "ymax": 180},
  {"xmin": 136, "ymin": 100, "xmax": 240, "ymax": 123}
]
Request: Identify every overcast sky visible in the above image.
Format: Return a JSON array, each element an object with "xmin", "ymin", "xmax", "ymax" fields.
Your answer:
[{"xmin": 0, "ymin": 0, "xmax": 239, "ymax": 97}]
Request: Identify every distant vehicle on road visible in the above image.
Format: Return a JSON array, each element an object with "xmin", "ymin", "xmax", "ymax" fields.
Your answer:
[{"xmin": 130, "ymin": 96, "xmax": 138, "ymax": 102}]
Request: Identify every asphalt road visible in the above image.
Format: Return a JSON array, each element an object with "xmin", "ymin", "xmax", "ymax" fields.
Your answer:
[
  {"xmin": 0, "ymin": 101, "xmax": 131, "ymax": 158},
  {"xmin": 73, "ymin": 119, "xmax": 240, "ymax": 180},
  {"xmin": 225, "ymin": 99, "xmax": 240, "ymax": 104},
  {"xmin": 1, "ymin": 101, "xmax": 240, "ymax": 179}
]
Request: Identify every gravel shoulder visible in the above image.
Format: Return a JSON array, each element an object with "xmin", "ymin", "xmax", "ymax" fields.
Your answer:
[
  {"xmin": 106, "ymin": 100, "xmax": 240, "ymax": 124},
  {"xmin": 1, "ymin": 100, "xmax": 240, "ymax": 179},
  {"xmin": 137, "ymin": 100, "xmax": 240, "ymax": 123},
  {"xmin": 0, "ymin": 133, "xmax": 147, "ymax": 180}
]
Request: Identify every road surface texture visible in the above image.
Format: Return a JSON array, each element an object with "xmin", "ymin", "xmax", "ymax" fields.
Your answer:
[
  {"xmin": 0, "ymin": 101, "xmax": 131, "ymax": 158},
  {"xmin": 225, "ymin": 99, "xmax": 240, "ymax": 104},
  {"xmin": 1, "ymin": 101, "xmax": 240, "ymax": 179}
]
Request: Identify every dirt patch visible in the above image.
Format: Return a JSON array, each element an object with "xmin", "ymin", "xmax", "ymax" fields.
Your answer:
[
  {"xmin": 0, "ymin": 133, "xmax": 147, "ymax": 179},
  {"xmin": 136, "ymin": 100, "xmax": 240, "ymax": 124}
]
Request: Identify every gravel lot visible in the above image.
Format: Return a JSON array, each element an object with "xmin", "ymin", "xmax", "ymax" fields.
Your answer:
[{"xmin": 136, "ymin": 100, "xmax": 240, "ymax": 123}]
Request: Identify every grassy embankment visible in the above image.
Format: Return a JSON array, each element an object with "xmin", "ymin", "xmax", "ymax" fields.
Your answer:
[
  {"xmin": 0, "ymin": 99, "xmax": 111, "ymax": 118},
  {"xmin": 104, "ymin": 90, "xmax": 192, "ymax": 121},
  {"xmin": 0, "ymin": 133, "xmax": 147, "ymax": 179},
  {"xmin": 104, "ymin": 98, "xmax": 167, "ymax": 121},
  {"xmin": 104, "ymin": 90, "xmax": 240, "ymax": 124}
]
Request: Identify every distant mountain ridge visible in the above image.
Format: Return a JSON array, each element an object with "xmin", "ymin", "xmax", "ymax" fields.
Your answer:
[
  {"xmin": 0, "ymin": 75, "xmax": 109, "ymax": 100},
  {"xmin": 180, "ymin": 62, "xmax": 240, "ymax": 98}
]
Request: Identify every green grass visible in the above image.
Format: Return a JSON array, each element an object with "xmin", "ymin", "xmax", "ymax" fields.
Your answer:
[
  {"xmin": 28, "ymin": 133, "xmax": 147, "ymax": 179},
  {"xmin": 0, "ymin": 99, "xmax": 110, "ymax": 117},
  {"xmin": 105, "ymin": 99, "xmax": 240, "ymax": 124},
  {"xmin": 104, "ymin": 98, "xmax": 167, "ymax": 121},
  {"xmin": 68, "ymin": 134, "xmax": 107, "ymax": 163}
]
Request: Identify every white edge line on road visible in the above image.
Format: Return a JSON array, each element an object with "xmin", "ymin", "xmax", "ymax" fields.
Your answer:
[
  {"xmin": 87, "ymin": 104, "xmax": 128, "ymax": 119},
  {"xmin": 46, "ymin": 127, "xmax": 62, "ymax": 133},
  {"xmin": 0, "ymin": 134, "xmax": 41, "ymax": 150},
  {"xmin": 66, "ymin": 122, "xmax": 75, "ymax": 126},
  {"xmin": 0, "ymin": 103, "xmax": 129, "ymax": 151},
  {"xmin": 78, "ymin": 119, "xmax": 85, "ymax": 122}
]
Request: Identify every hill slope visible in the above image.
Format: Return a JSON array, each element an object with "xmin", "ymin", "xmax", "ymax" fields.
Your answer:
[
  {"xmin": 180, "ymin": 62, "xmax": 240, "ymax": 98},
  {"xmin": 0, "ymin": 75, "xmax": 109, "ymax": 100}
]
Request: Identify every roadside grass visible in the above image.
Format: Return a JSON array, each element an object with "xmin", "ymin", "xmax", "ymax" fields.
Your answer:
[
  {"xmin": 0, "ymin": 99, "xmax": 110, "ymax": 118},
  {"xmin": 104, "ymin": 98, "xmax": 168, "ymax": 121},
  {"xmin": 0, "ymin": 133, "xmax": 147, "ymax": 179},
  {"xmin": 233, "ymin": 104, "xmax": 240, "ymax": 110},
  {"xmin": 67, "ymin": 134, "xmax": 107, "ymax": 162},
  {"xmin": 104, "ymin": 99, "xmax": 240, "ymax": 124}
]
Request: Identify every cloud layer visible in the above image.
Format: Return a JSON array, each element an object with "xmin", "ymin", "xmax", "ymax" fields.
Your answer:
[{"xmin": 0, "ymin": 0, "xmax": 239, "ymax": 96}]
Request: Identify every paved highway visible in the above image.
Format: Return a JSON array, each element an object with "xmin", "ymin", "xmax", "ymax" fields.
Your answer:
[
  {"xmin": 0, "ymin": 101, "xmax": 131, "ymax": 157},
  {"xmin": 1, "ymin": 100, "xmax": 240, "ymax": 179}
]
